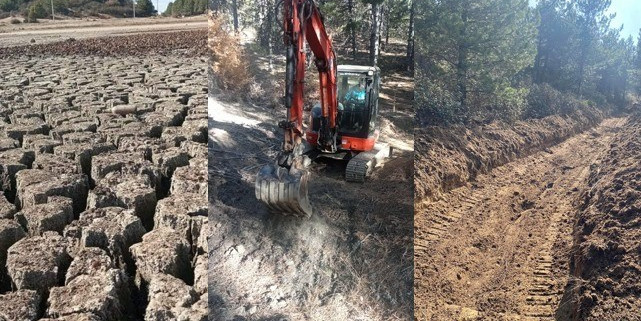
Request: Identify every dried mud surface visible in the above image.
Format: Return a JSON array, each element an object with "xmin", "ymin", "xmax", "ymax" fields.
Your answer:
[
  {"xmin": 569, "ymin": 112, "xmax": 641, "ymax": 320},
  {"xmin": 414, "ymin": 116, "xmax": 630, "ymax": 320},
  {"xmin": 209, "ymin": 40, "xmax": 414, "ymax": 320},
  {"xmin": 0, "ymin": 32, "xmax": 208, "ymax": 320},
  {"xmin": 0, "ymin": 30, "xmax": 207, "ymax": 58}
]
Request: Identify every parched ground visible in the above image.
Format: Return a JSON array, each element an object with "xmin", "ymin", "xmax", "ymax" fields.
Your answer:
[
  {"xmin": 208, "ymin": 33, "xmax": 414, "ymax": 320},
  {"xmin": 413, "ymin": 114, "xmax": 640, "ymax": 320},
  {"xmin": 0, "ymin": 15, "xmax": 207, "ymax": 47},
  {"xmin": 0, "ymin": 30, "xmax": 207, "ymax": 320}
]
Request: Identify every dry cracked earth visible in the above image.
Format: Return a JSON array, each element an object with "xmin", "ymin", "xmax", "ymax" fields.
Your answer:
[{"xmin": 0, "ymin": 33, "xmax": 208, "ymax": 320}]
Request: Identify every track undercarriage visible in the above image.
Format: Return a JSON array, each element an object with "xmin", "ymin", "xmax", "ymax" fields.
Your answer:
[{"xmin": 256, "ymin": 143, "xmax": 391, "ymax": 217}]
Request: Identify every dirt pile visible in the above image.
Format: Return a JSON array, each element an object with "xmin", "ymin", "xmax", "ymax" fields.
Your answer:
[
  {"xmin": 414, "ymin": 107, "xmax": 604, "ymax": 202},
  {"xmin": 0, "ymin": 53, "xmax": 207, "ymax": 319},
  {"xmin": 0, "ymin": 29, "xmax": 207, "ymax": 58},
  {"xmin": 569, "ymin": 112, "xmax": 641, "ymax": 320}
]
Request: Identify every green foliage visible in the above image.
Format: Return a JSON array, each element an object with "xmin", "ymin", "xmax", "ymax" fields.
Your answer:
[
  {"xmin": 166, "ymin": 0, "xmax": 204, "ymax": 16},
  {"xmin": 524, "ymin": 83, "xmax": 587, "ymax": 118},
  {"xmin": 163, "ymin": 1, "xmax": 171, "ymax": 15},
  {"xmin": 135, "ymin": 0, "xmax": 155, "ymax": 16},
  {"xmin": 417, "ymin": 0, "xmax": 635, "ymax": 125},
  {"xmin": 415, "ymin": 0, "xmax": 537, "ymax": 125},
  {"xmin": 0, "ymin": 0, "xmax": 26, "ymax": 12},
  {"xmin": 1, "ymin": 0, "xmax": 142, "ymax": 17},
  {"xmin": 26, "ymin": 0, "xmax": 46, "ymax": 21},
  {"xmin": 636, "ymin": 29, "xmax": 641, "ymax": 70}
]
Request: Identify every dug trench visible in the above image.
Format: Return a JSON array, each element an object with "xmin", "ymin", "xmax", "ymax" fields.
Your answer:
[
  {"xmin": 209, "ymin": 34, "xmax": 414, "ymax": 319},
  {"xmin": 0, "ymin": 30, "xmax": 208, "ymax": 320},
  {"xmin": 568, "ymin": 110, "xmax": 641, "ymax": 321},
  {"xmin": 413, "ymin": 108, "xmax": 641, "ymax": 319}
]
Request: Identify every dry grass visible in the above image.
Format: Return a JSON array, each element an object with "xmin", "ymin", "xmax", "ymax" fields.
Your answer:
[{"xmin": 208, "ymin": 12, "xmax": 251, "ymax": 96}]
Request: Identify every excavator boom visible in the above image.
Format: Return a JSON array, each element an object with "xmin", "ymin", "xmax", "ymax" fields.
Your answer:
[{"xmin": 256, "ymin": 0, "xmax": 338, "ymax": 217}]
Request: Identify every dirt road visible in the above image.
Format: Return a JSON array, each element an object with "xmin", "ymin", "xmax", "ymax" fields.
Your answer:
[
  {"xmin": 414, "ymin": 117, "xmax": 628, "ymax": 320},
  {"xmin": 0, "ymin": 15, "xmax": 206, "ymax": 47}
]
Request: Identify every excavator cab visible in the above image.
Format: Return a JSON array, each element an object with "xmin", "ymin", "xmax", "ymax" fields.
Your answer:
[
  {"xmin": 308, "ymin": 65, "xmax": 381, "ymax": 151},
  {"xmin": 336, "ymin": 65, "xmax": 380, "ymax": 139}
]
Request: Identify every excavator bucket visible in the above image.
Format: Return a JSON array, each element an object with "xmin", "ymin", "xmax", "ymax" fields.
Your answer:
[{"xmin": 255, "ymin": 164, "xmax": 313, "ymax": 218}]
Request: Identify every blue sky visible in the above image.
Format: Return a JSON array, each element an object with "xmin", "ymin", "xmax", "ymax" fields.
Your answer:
[{"xmin": 528, "ymin": 0, "xmax": 641, "ymax": 40}]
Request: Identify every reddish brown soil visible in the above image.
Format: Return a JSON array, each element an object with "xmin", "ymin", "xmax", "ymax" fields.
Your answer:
[
  {"xmin": 414, "ymin": 117, "xmax": 628, "ymax": 320},
  {"xmin": 414, "ymin": 108, "xmax": 603, "ymax": 203},
  {"xmin": 569, "ymin": 112, "xmax": 641, "ymax": 320}
]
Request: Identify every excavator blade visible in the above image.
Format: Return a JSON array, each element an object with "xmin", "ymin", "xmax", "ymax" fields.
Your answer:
[{"xmin": 255, "ymin": 164, "xmax": 313, "ymax": 218}]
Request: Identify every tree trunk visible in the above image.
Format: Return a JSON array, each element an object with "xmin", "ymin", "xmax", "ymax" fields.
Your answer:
[
  {"xmin": 369, "ymin": 2, "xmax": 380, "ymax": 66},
  {"xmin": 577, "ymin": 42, "xmax": 588, "ymax": 96},
  {"xmin": 406, "ymin": 0, "xmax": 415, "ymax": 71},
  {"xmin": 232, "ymin": 0, "xmax": 239, "ymax": 31},
  {"xmin": 385, "ymin": 5, "xmax": 390, "ymax": 50},
  {"xmin": 533, "ymin": 13, "xmax": 544, "ymax": 83},
  {"xmin": 348, "ymin": 0, "xmax": 356, "ymax": 59},
  {"xmin": 377, "ymin": 4, "xmax": 383, "ymax": 57},
  {"xmin": 259, "ymin": 0, "xmax": 268, "ymax": 48},
  {"xmin": 457, "ymin": 5, "xmax": 468, "ymax": 112},
  {"xmin": 267, "ymin": 0, "xmax": 273, "ymax": 70}
]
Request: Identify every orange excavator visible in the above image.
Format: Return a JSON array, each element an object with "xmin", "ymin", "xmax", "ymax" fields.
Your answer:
[{"xmin": 255, "ymin": 0, "xmax": 390, "ymax": 217}]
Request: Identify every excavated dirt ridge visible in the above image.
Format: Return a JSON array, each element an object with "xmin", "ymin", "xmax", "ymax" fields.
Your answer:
[
  {"xmin": 414, "ymin": 116, "xmax": 629, "ymax": 320},
  {"xmin": 568, "ymin": 112, "xmax": 641, "ymax": 321},
  {"xmin": 415, "ymin": 108, "xmax": 603, "ymax": 203}
]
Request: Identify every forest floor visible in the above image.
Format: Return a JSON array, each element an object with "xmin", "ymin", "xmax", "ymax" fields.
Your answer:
[
  {"xmin": 413, "ymin": 115, "xmax": 641, "ymax": 320},
  {"xmin": 208, "ymin": 30, "xmax": 414, "ymax": 320}
]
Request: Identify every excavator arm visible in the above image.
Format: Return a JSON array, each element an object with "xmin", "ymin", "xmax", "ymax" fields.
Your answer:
[
  {"xmin": 256, "ymin": 0, "xmax": 338, "ymax": 217},
  {"xmin": 282, "ymin": 0, "xmax": 338, "ymax": 157}
]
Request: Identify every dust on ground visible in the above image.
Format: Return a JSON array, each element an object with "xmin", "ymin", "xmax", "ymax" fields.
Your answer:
[{"xmin": 208, "ymin": 31, "xmax": 414, "ymax": 320}]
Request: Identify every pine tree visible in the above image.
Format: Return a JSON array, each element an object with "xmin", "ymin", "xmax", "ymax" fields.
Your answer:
[
  {"xmin": 574, "ymin": 0, "xmax": 613, "ymax": 95},
  {"xmin": 416, "ymin": 0, "xmax": 537, "ymax": 123},
  {"xmin": 636, "ymin": 29, "xmax": 641, "ymax": 70},
  {"xmin": 362, "ymin": 0, "xmax": 385, "ymax": 66},
  {"xmin": 135, "ymin": 0, "xmax": 156, "ymax": 16}
]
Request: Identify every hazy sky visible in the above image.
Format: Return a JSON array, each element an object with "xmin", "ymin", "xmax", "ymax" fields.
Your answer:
[
  {"xmin": 609, "ymin": 0, "xmax": 641, "ymax": 40},
  {"xmin": 153, "ymin": 0, "xmax": 171, "ymax": 14},
  {"xmin": 528, "ymin": 0, "xmax": 641, "ymax": 40}
]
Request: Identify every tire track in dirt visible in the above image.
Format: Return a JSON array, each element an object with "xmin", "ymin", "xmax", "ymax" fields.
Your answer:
[{"xmin": 414, "ymin": 117, "xmax": 627, "ymax": 320}]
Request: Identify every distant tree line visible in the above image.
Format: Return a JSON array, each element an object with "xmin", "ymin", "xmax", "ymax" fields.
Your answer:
[
  {"xmin": 210, "ymin": 0, "xmax": 415, "ymax": 69},
  {"xmin": 1, "ymin": 0, "xmax": 156, "ymax": 21},
  {"xmin": 416, "ymin": 0, "xmax": 641, "ymax": 125},
  {"xmin": 164, "ymin": 0, "xmax": 206, "ymax": 16}
]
